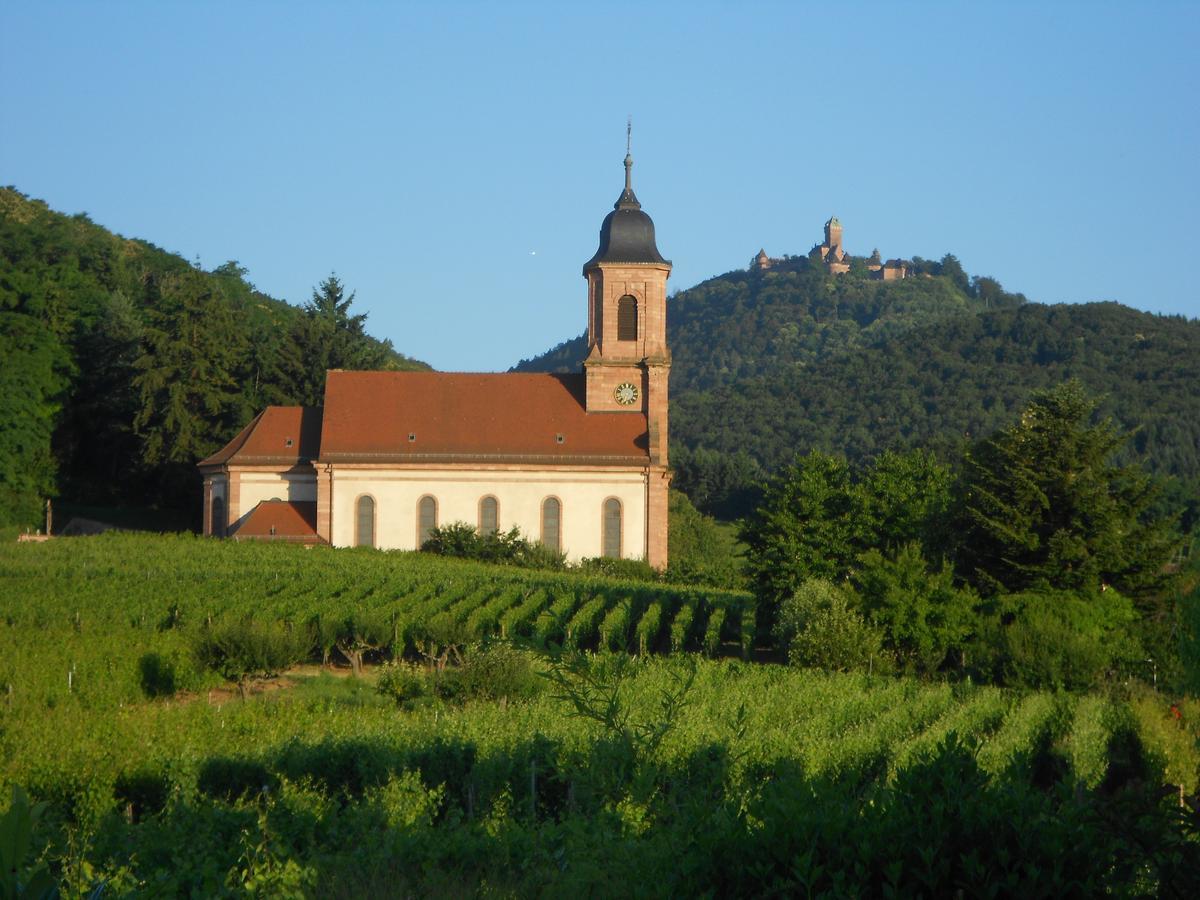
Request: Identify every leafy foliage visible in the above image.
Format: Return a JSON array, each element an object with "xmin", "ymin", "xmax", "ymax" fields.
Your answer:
[
  {"xmin": 0, "ymin": 188, "xmax": 428, "ymax": 525},
  {"xmin": 740, "ymin": 449, "xmax": 951, "ymax": 604},
  {"xmin": 853, "ymin": 543, "xmax": 975, "ymax": 675},
  {"xmin": 420, "ymin": 522, "xmax": 567, "ymax": 569},
  {"xmin": 773, "ymin": 579, "xmax": 889, "ymax": 673}
]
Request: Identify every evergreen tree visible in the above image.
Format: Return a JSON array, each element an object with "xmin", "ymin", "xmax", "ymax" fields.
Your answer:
[
  {"xmin": 958, "ymin": 381, "xmax": 1177, "ymax": 598},
  {"xmin": 0, "ymin": 313, "xmax": 67, "ymax": 526},
  {"xmin": 305, "ymin": 273, "xmax": 367, "ymax": 335},
  {"xmin": 132, "ymin": 272, "xmax": 250, "ymax": 504}
]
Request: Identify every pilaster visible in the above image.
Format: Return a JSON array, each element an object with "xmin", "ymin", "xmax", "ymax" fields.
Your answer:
[
  {"xmin": 646, "ymin": 465, "xmax": 671, "ymax": 570},
  {"xmin": 227, "ymin": 470, "xmax": 242, "ymax": 528},
  {"xmin": 316, "ymin": 465, "xmax": 333, "ymax": 543}
]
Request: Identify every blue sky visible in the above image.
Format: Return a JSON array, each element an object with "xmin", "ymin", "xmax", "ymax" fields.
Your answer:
[{"xmin": 2, "ymin": 1, "xmax": 1197, "ymax": 371}]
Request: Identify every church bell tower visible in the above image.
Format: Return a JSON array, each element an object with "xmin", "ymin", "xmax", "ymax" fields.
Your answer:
[{"xmin": 582, "ymin": 128, "xmax": 671, "ymax": 567}]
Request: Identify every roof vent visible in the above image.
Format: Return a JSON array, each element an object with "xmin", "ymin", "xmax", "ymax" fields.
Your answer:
[
  {"xmin": 555, "ymin": 433, "xmax": 565, "ymax": 444},
  {"xmin": 408, "ymin": 432, "xmax": 417, "ymax": 442}
]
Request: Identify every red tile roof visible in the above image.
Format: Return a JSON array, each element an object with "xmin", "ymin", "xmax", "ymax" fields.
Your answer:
[
  {"xmin": 199, "ymin": 407, "xmax": 323, "ymax": 467},
  {"xmin": 319, "ymin": 371, "xmax": 649, "ymax": 464},
  {"xmin": 230, "ymin": 500, "xmax": 323, "ymax": 543}
]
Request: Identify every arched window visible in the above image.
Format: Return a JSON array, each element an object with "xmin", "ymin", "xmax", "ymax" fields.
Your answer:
[
  {"xmin": 355, "ymin": 495, "xmax": 376, "ymax": 548},
  {"xmin": 541, "ymin": 497, "xmax": 561, "ymax": 552},
  {"xmin": 617, "ymin": 295, "xmax": 638, "ymax": 342},
  {"xmin": 603, "ymin": 498, "xmax": 622, "ymax": 559},
  {"xmin": 417, "ymin": 495, "xmax": 438, "ymax": 548},
  {"xmin": 211, "ymin": 496, "xmax": 225, "ymax": 538},
  {"xmin": 479, "ymin": 495, "xmax": 498, "ymax": 535}
]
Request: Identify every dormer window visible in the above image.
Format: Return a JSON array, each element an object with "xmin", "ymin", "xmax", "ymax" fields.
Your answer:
[
  {"xmin": 285, "ymin": 438, "xmax": 294, "ymax": 448},
  {"xmin": 408, "ymin": 432, "xmax": 416, "ymax": 442}
]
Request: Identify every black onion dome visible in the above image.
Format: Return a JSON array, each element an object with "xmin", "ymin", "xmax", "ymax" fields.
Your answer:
[{"xmin": 584, "ymin": 153, "xmax": 667, "ymax": 269}]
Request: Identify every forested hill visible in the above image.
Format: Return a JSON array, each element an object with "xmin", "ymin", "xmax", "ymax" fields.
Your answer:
[
  {"xmin": 513, "ymin": 255, "xmax": 1025, "ymax": 395},
  {"xmin": 0, "ymin": 187, "xmax": 429, "ymax": 526},
  {"xmin": 513, "ymin": 257, "xmax": 1199, "ymax": 521}
]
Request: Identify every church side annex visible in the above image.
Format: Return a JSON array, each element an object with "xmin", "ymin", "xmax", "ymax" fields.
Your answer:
[{"xmin": 198, "ymin": 145, "xmax": 672, "ymax": 567}]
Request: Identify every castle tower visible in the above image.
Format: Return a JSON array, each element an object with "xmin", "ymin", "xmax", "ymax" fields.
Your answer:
[
  {"xmin": 582, "ymin": 134, "xmax": 671, "ymax": 567},
  {"xmin": 824, "ymin": 216, "xmax": 844, "ymax": 259}
]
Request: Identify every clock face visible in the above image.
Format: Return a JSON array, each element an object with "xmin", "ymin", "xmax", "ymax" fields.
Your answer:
[{"xmin": 614, "ymin": 382, "xmax": 639, "ymax": 406}]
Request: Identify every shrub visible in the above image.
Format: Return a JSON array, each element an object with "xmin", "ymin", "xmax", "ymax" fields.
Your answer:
[
  {"xmin": 971, "ymin": 588, "xmax": 1141, "ymax": 690},
  {"xmin": 376, "ymin": 661, "xmax": 428, "ymax": 708},
  {"xmin": 578, "ymin": 557, "xmax": 658, "ymax": 581},
  {"xmin": 193, "ymin": 617, "xmax": 312, "ymax": 698},
  {"xmin": 138, "ymin": 647, "xmax": 202, "ymax": 698},
  {"xmin": 422, "ymin": 523, "xmax": 566, "ymax": 569},
  {"xmin": 775, "ymin": 579, "xmax": 890, "ymax": 673},
  {"xmin": 446, "ymin": 642, "xmax": 542, "ymax": 703}
]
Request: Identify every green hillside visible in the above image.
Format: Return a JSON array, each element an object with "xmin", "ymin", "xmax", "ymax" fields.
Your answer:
[
  {"xmin": 0, "ymin": 188, "xmax": 429, "ymax": 525},
  {"xmin": 515, "ymin": 257, "xmax": 1199, "ymax": 521}
]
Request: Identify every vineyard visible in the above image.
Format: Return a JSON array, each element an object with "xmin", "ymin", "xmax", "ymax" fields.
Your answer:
[{"xmin": 2, "ymin": 534, "xmax": 1199, "ymax": 896}]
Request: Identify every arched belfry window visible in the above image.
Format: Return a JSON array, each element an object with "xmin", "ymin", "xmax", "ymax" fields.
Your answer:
[
  {"xmin": 211, "ymin": 496, "xmax": 225, "ymax": 538},
  {"xmin": 479, "ymin": 496, "xmax": 498, "ymax": 535},
  {"xmin": 603, "ymin": 498, "xmax": 622, "ymax": 559},
  {"xmin": 355, "ymin": 495, "xmax": 376, "ymax": 548},
  {"xmin": 417, "ymin": 495, "xmax": 438, "ymax": 548},
  {"xmin": 617, "ymin": 295, "xmax": 638, "ymax": 342},
  {"xmin": 541, "ymin": 497, "xmax": 561, "ymax": 552}
]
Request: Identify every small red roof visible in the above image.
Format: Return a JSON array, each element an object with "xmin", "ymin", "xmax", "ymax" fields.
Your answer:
[
  {"xmin": 199, "ymin": 407, "xmax": 323, "ymax": 467},
  {"xmin": 230, "ymin": 500, "xmax": 322, "ymax": 543},
  {"xmin": 320, "ymin": 371, "xmax": 649, "ymax": 464}
]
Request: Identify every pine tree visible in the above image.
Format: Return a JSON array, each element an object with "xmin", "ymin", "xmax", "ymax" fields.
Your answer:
[{"xmin": 959, "ymin": 380, "xmax": 1177, "ymax": 598}]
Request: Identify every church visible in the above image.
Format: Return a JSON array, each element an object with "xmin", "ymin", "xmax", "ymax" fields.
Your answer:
[{"xmin": 198, "ymin": 147, "xmax": 672, "ymax": 567}]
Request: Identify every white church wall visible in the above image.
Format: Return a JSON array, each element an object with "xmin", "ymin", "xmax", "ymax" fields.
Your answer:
[
  {"xmin": 239, "ymin": 471, "xmax": 317, "ymax": 509},
  {"xmin": 225, "ymin": 469, "xmax": 318, "ymax": 532},
  {"xmin": 328, "ymin": 466, "xmax": 648, "ymax": 561}
]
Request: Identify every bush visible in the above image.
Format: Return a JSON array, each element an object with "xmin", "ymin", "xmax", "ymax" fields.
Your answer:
[
  {"xmin": 446, "ymin": 642, "xmax": 542, "ymax": 703},
  {"xmin": 578, "ymin": 557, "xmax": 658, "ymax": 581},
  {"xmin": 376, "ymin": 661, "xmax": 428, "ymax": 708},
  {"xmin": 422, "ymin": 522, "xmax": 565, "ymax": 569},
  {"xmin": 775, "ymin": 579, "xmax": 890, "ymax": 673},
  {"xmin": 138, "ymin": 647, "xmax": 202, "ymax": 698},
  {"xmin": 193, "ymin": 617, "xmax": 312, "ymax": 698},
  {"xmin": 971, "ymin": 588, "xmax": 1141, "ymax": 690}
]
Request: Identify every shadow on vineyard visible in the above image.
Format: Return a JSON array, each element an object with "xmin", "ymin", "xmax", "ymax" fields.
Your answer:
[{"xmin": 18, "ymin": 726, "xmax": 1200, "ymax": 896}]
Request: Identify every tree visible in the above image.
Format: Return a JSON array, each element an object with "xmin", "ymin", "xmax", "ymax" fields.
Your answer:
[
  {"xmin": 739, "ymin": 452, "xmax": 859, "ymax": 603},
  {"xmin": 289, "ymin": 274, "xmax": 392, "ymax": 405},
  {"xmin": 853, "ymin": 543, "xmax": 976, "ymax": 674},
  {"xmin": 958, "ymin": 380, "xmax": 1178, "ymax": 599},
  {"xmin": 132, "ymin": 272, "xmax": 250, "ymax": 506},
  {"xmin": 857, "ymin": 449, "xmax": 953, "ymax": 560},
  {"xmin": 0, "ymin": 313, "xmax": 67, "ymax": 526},
  {"xmin": 305, "ymin": 273, "xmax": 367, "ymax": 335}
]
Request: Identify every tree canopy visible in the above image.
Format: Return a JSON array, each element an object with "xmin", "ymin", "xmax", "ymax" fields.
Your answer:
[{"xmin": 0, "ymin": 188, "xmax": 429, "ymax": 526}]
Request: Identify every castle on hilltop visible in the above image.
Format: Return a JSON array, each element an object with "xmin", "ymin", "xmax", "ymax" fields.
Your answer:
[{"xmin": 753, "ymin": 217, "xmax": 908, "ymax": 280}]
